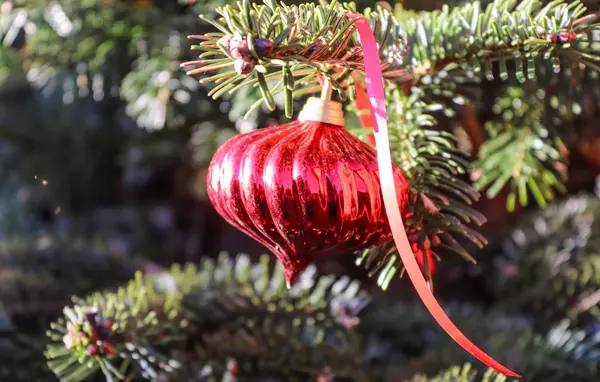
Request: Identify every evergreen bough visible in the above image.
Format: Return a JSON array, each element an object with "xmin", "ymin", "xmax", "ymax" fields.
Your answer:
[{"xmin": 45, "ymin": 253, "xmax": 369, "ymax": 381}]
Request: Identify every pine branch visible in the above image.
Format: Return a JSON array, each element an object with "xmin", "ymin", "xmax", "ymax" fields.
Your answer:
[
  {"xmin": 473, "ymin": 86, "xmax": 568, "ymax": 211},
  {"xmin": 354, "ymin": 87, "xmax": 486, "ymax": 290},
  {"xmin": 45, "ymin": 253, "xmax": 370, "ymax": 382}
]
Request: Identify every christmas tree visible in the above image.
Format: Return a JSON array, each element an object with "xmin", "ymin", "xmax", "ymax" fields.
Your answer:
[{"xmin": 1, "ymin": 0, "xmax": 600, "ymax": 380}]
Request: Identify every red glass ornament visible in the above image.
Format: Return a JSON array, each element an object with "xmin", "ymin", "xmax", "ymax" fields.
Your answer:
[{"xmin": 207, "ymin": 115, "xmax": 410, "ymax": 287}]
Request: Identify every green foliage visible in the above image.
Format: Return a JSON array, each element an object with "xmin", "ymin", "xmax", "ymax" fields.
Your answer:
[
  {"xmin": 0, "ymin": 3, "xmax": 25, "ymax": 86},
  {"xmin": 376, "ymin": 302, "xmax": 599, "ymax": 381},
  {"xmin": 398, "ymin": 0, "xmax": 595, "ymax": 80},
  {"xmin": 535, "ymin": 57, "xmax": 600, "ymax": 142},
  {"xmin": 408, "ymin": 363, "xmax": 507, "ymax": 382},
  {"xmin": 183, "ymin": 0, "xmax": 600, "ymax": 288},
  {"xmin": 11, "ymin": 0, "xmax": 222, "ymax": 131},
  {"xmin": 184, "ymin": 0, "xmax": 405, "ymax": 118},
  {"xmin": 185, "ymin": 0, "xmax": 600, "ymax": 111},
  {"xmin": 359, "ymin": 298, "xmax": 600, "ymax": 381},
  {"xmin": 526, "ymin": 319, "xmax": 600, "ymax": 380},
  {"xmin": 473, "ymin": 86, "xmax": 568, "ymax": 211},
  {"xmin": 0, "ymin": 46, "xmax": 23, "ymax": 86},
  {"xmin": 0, "ymin": 235, "xmax": 138, "ymax": 325},
  {"xmin": 355, "ymin": 88, "xmax": 486, "ymax": 289},
  {"xmin": 0, "ymin": 332, "xmax": 55, "ymax": 381},
  {"xmin": 2, "ymin": 0, "xmax": 600, "ymax": 381},
  {"xmin": 45, "ymin": 253, "xmax": 369, "ymax": 381},
  {"xmin": 120, "ymin": 40, "xmax": 202, "ymax": 130},
  {"xmin": 15, "ymin": 0, "xmax": 155, "ymax": 71},
  {"xmin": 495, "ymin": 193, "xmax": 600, "ymax": 325}
]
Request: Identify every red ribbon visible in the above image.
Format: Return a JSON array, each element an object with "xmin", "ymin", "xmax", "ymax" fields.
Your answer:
[
  {"xmin": 353, "ymin": 79, "xmax": 376, "ymax": 146},
  {"xmin": 348, "ymin": 13, "xmax": 521, "ymax": 378}
]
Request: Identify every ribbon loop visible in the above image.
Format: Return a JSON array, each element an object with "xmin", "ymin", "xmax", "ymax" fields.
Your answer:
[{"xmin": 348, "ymin": 13, "xmax": 521, "ymax": 378}]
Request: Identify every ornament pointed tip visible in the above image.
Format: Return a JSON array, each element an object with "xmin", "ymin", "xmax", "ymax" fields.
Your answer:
[
  {"xmin": 284, "ymin": 273, "xmax": 297, "ymax": 289},
  {"xmin": 284, "ymin": 267, "xmax": 301, "ymax": 289}
]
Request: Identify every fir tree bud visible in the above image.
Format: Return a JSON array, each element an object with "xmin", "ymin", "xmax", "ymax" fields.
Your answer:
[
  {"xmin": 86, "ymin": 343, "xmax": 100, "ymax": 356},
  {"xmin": 254, "ymin": 38, "xmax": 274, "ymax": 57},
  {"xmin": 0, "ymin": 1, "xmax": 13, "ymax": 14},
  {"xmin": 546, "ymin": 31, "xmax": 577, "ymax": 45},
  {"xmin": 234, "ymin": 59, "xmax": 256, "ymax": 75},
  {"xmin": 229, "ymin": 33, "xmax": 251, "ymax": 60},
  {"xmin": 218, "ymin": 35, "xmax": 232, "ymax": 51},
  {"xmin": 557, "ymin": 31, "xmax": 577, "ymax": 44},
  {"xmin": 63, "ymin": 333, "xmax": 74, "ymax": 350},
  {"xmin": 101, "ymin": 342, "xmax": 116, "ymax": 355}
]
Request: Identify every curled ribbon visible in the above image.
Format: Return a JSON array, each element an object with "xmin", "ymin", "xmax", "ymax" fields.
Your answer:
[{"xmin": 348, "ymin": 13, "xmax": 521, "ymax": 378}]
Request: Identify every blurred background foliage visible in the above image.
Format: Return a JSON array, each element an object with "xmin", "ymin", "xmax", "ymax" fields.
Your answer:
[{"xmin": 0, "ymin": 0, "xmax": 600, "ymax": 381}]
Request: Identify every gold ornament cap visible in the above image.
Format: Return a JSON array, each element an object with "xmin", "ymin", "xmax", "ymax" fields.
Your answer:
[{"xmin": 298, "ymin": 97, "xmax": 344, "ymax": 126}]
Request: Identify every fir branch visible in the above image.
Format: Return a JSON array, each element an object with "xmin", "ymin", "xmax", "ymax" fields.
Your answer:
[
  {"xmin": 46, "ymin": 272, "xmax": 187, "ymax": 382},
  {"xmin": 533, "ymin": 57, "xmax": 600, "ymax": 144},
  {"xmin": 0, "ymin": 303, "xmax": 54, "ymax": 381},
  {"xmin": 0, "ymin": 333, "xmax": 55, "ymax": 382},
  {"xmin": 15, "ymin": 0, "xmax": 158, "ymax": 71},
  {"xmin": 473, "ymin": 86, "xmax": 568, "ymax": 211},
  {"xmin": 183, "ymin": 291, "xmax": 366, "ymax": 380},
  {"xmin": 494, "ymin": 193, "xmax": 600, "ymax": 325},
  {"xmin": 398, "ymin": 0, "xmax": 598, "ymax": 81},
  {"xmin": 0, "ymin": 235, "xmax": 138, "ymax": 325},
  {"xmin": 45, "ymin": 253, "xmax": 370, "ymax": 382},
  {"xmin": 182, "ymin": 0, "xmax": 406, "ymax": 117},
  {"xmin": 169, "ymin": 253, "xmax": 370, "ymax": 380},
  {"xmin": 354, "ymin": 86, "xmax": 486, "ymax": 290},
  {"xmin": 0, "ymin": 47, "xmax": 23, "ymax": 86},
  {"xmin": 408, "ymin": 363, "xmax": 507, "ymax": 382},
  {"xmin": 184, "ymin": 0, "xmax": 600, "ymax": 112},
  {"xmin": 391, "ymin": 303, "xmax": 600, "ymax": 381},
  {"xmin": 121, "ymin": 43, "xmax": 202, "ymax": 131}
]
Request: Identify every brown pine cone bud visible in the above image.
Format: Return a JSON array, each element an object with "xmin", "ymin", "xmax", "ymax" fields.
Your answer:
[
  {"xmin": 234, "ymin": 59, "xmax": 256, "ymax": 75},
  {"xmin": 254, "ymin": 38, "xmax": 274, "ymax": 57}
]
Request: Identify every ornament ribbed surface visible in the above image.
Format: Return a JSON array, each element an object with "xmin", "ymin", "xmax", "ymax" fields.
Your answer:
[{"xmin": 207, "ymin": 120, "xmax": 410, "ymax": 285}]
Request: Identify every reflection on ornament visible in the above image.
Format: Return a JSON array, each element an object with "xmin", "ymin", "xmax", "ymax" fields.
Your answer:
[{"xmin": 207, "ymin": 97, "xmax": 410, "ymax": 286}]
